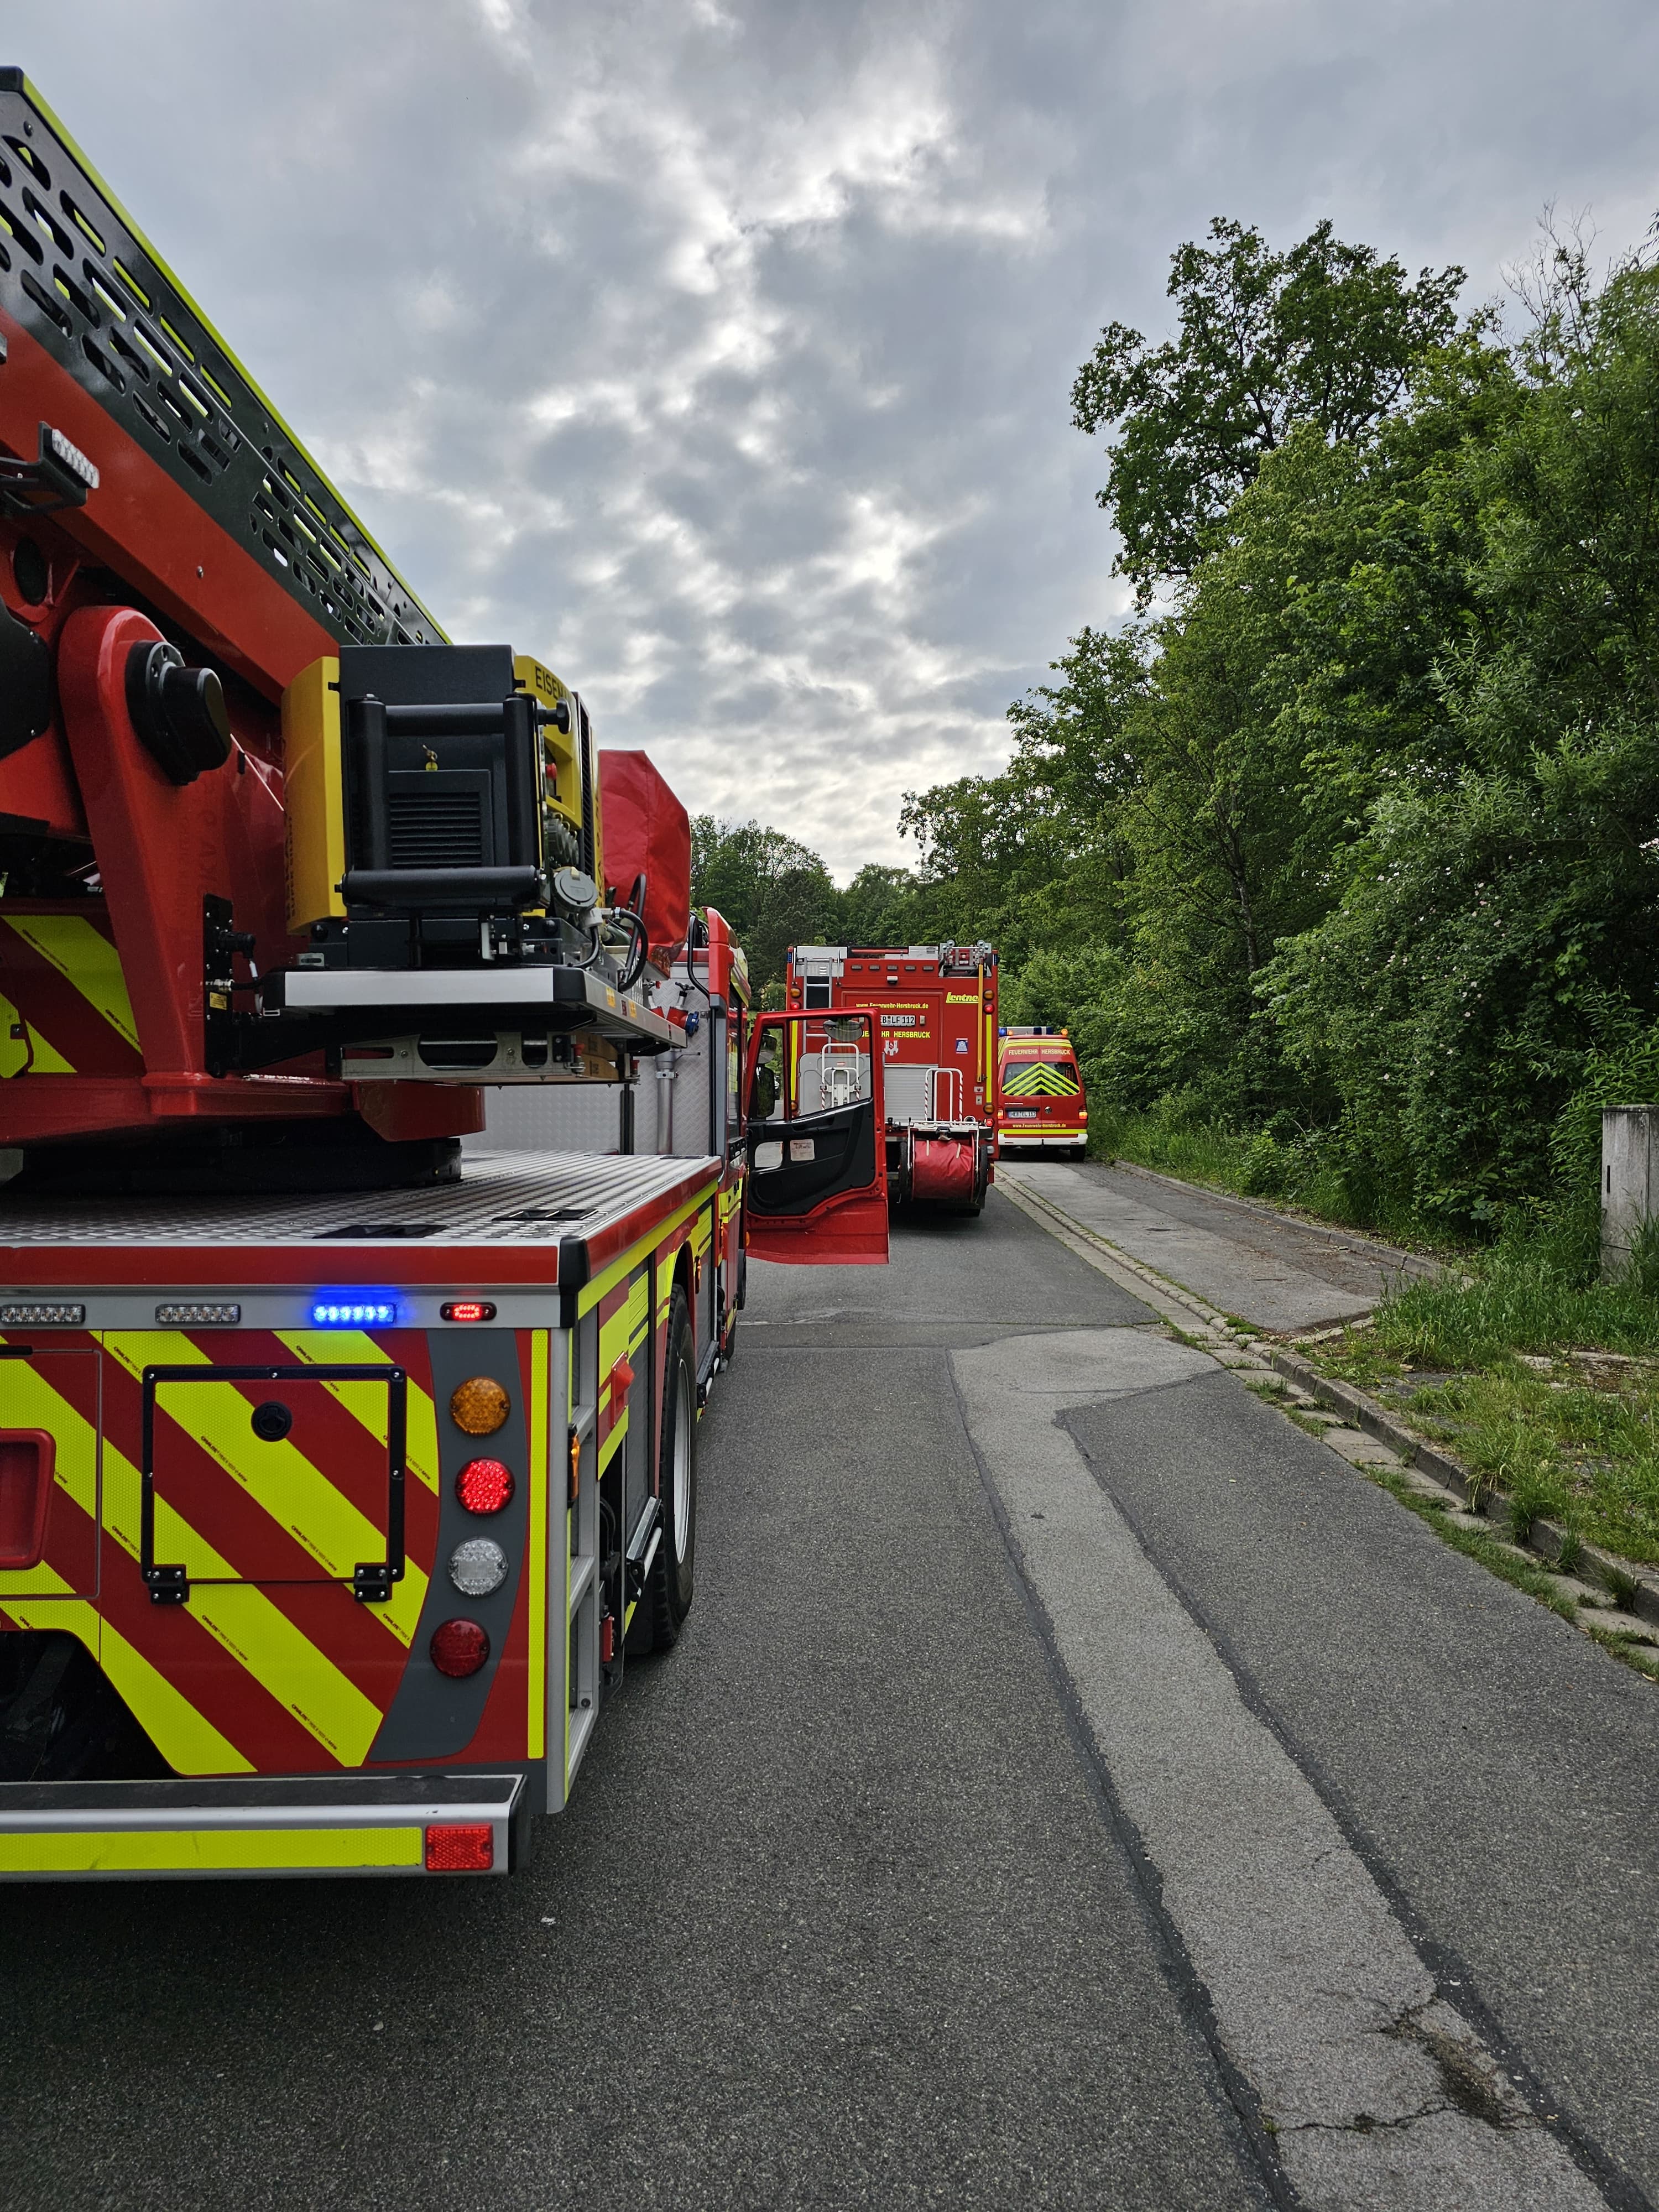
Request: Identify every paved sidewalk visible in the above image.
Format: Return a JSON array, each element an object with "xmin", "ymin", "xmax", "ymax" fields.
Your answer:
[{"xmin": 998, "ymin": 1159, "xmax": 1434, "ymax": 1334}]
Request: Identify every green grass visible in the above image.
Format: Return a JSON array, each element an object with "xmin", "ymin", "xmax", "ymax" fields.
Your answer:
[
  {"xmin": 1087, "ymin": 1107, "xmax": 1261, "ymax": 1192},
  {"xmin": 1306, "ymin": 1229, "xmax": 1659, "ymax": 1567},
  {"xmin": 1088, "ymin": 1105, "xmax": 1437, "ymax": 1245},
  {"xmin": 1366, "ymin": 1463, "xmax": 1580, "ymax": 1619}
]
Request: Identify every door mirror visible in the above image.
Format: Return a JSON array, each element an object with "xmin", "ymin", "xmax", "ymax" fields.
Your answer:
[{"xmin": 743, "ymin": 1010, "xmax": 889, "ymax": 1265}]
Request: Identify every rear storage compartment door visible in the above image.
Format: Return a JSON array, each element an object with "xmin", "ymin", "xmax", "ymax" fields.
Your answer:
[
  {"xmin": 0, "ymin": 1349, "xmax": 100, "ymax": 1601},
  {"xmin": 143, "ymin": 1363, "xmax": 404, "ymax": 1599}
]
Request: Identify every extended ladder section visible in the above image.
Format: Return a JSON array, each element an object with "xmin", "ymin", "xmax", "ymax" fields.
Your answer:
[
  {"xmin": 0, "ymin": 67, "xmax": 677, "ymax": 1167},
  {"xmin": 0, "ymin": 70, "xmax": 440, "ymax": 663}
]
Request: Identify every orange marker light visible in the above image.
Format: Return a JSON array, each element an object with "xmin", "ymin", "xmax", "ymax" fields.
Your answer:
[{"xmin": 450, "ymin": 1376, "xmax": 509, "ymax": 1434}]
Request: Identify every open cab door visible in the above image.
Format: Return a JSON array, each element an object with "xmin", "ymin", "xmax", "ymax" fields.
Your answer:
[{"xmin": 743, "ymin": 1009, "xmax": 889, "ymax": 1264}]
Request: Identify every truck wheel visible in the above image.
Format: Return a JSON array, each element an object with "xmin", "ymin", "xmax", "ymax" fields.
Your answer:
[{"xmin": 643, "ymin": 1287, "xmax": 697, "ymax": 1652}]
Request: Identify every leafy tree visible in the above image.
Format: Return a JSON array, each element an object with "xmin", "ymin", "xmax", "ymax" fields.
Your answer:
[
  {"xmin": 1072, "ymin": 217, "xmax": 1464, "ymax": 602},
  {"xmin": 688, "ymin": 816, "xmax": 839, "ymax": 1004}
]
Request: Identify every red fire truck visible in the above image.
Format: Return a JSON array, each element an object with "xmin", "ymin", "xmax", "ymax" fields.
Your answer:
[
  {"xmin": 995, "ymin": 1026, "xmax": 1089, "ymax": 1158},
  {"xmin": 786, "ymin": 942, "xmax": 998, "ymax": 1212},
  {"xmin": 0, "ymin": 69, "xmax": 888, "ymax": 1881}
]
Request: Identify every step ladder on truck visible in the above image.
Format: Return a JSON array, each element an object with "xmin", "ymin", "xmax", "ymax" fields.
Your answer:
[
  {"xmin": 0, "ymin": 69, "xmax": 889, "ymax": 1882},
  {"xmin": 786, "ymin": 942, "xmax": 998, "ymax": 1213}
]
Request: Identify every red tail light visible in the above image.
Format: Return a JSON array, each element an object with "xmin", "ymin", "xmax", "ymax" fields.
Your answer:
[
  {"xmin": 425, "ymin": 1823, "xmax": 494, "ymax": 1872},
  {"xmin": 456, "ymin": 1457, "xmax": 514, "ymax": 1514},
  {"xmin": 430, "ymin": 1618, "xmax": 490, "ymax": 1677}
]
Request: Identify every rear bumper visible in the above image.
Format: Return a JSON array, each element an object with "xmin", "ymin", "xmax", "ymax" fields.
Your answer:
[
  {"xmin": 996, "ymin": 1130, "xmax": 1084, "ymax": 1148},
  {"xmin": 0, "ymin": 1771, "xmax": 525, "ymax": 1881}
]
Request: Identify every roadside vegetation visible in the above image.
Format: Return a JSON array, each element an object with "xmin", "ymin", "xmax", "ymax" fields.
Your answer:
[
  {"xmin": 1300, "ymin": 1215, "xmax": 1659, "ymax": 1564},
  {"xmin": 695, "ymin": 208, "xmax": 1659, "ymax": 1543}
]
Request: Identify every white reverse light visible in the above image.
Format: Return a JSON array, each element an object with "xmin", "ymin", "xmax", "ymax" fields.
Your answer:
[{"xmin": 448, "ymin": 1537, "xmax": 509, "ymax": 1598}]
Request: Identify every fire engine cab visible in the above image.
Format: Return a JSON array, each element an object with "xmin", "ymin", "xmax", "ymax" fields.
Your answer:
[
  {"xmin": 787, "ymin": 942, "xmax": 998, "ymax": 1213},
  {"xmin": 0, "ymin": 69, "xmax": 888, "ymax": 1881}
]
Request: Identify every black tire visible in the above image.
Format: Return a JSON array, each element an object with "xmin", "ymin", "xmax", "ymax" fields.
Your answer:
[{"xmin": 643, "ymin": 1287, "xmax": 697, "ymax": 1652}]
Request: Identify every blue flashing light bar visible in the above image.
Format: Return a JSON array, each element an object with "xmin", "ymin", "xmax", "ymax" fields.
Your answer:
[{"xmin": 311, "ymin": 1297, "xmax": 398, "ymax": 1328}]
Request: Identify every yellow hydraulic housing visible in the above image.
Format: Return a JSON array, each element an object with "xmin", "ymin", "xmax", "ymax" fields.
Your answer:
[{"xmin": 281, "ymin": 652, "xmax": 601, "ymax": 935}]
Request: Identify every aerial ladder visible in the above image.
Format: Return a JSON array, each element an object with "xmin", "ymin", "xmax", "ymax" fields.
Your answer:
[{"xmin": 0, "ymin": 69, "xmax": 888, "ymax": 1882}]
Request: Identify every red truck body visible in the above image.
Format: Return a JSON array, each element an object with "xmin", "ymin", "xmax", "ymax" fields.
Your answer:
[
  {"xmin": 0, "ymin": 69, "xmax": 889, "ymax": 1881},
  {"xmin": 785, "ymin": 943, "xmax": 998, "ymax": 1212}
]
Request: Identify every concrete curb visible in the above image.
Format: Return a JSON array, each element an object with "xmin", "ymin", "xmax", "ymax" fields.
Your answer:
[
  {"xmin": 1266, "ymin": 1344, "xmax": 1659, "ymax": 1630},
  {"xmin": 997, "ymin": 1173, "xmax": 1249, "ymax": 1346},
  {"xmin": 1000, "ymin": 1168, "xmax": 1659, "ymax": 1644}
]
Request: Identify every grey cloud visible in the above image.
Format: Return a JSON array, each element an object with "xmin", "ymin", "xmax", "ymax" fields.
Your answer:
[{"xmin": 20, "ymin": 0, "xmax": 1659, "ymax": 874}]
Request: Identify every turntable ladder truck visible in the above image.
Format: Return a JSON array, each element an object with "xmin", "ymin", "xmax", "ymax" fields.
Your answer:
[{"xmin": 0, "ymin": 68, "xmax": 889, "ymax": 1881}]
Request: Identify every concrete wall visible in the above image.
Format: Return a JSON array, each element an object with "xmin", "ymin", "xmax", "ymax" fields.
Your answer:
[{"xmin": 1601, "ymin": 1105, "xmax": 1659, "ymax": 1279}]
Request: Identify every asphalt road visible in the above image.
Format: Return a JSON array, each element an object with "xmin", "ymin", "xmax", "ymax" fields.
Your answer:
[{"xmin": 2, "ymin": 1192, "xmax": 1655, "ymax": 2209}]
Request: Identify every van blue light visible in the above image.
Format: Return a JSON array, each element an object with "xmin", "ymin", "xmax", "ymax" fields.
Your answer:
[{"xmin": 310, "ymin": 1297, "xmax": 398, "ymax": 1327}]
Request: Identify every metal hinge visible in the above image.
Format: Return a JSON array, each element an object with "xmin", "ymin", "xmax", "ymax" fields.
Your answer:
[
  {"xmin": 145, "ymin": 1563, "xmax": 189, "ymax": 1606},
  {"xmin": 353, "ymin": 1561, "xmax": 400, "ymax": 1604}
]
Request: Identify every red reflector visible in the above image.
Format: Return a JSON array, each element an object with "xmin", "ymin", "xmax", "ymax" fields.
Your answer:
[
  {"xmin": 609, "ymin": 1358, "xmax": 635, "ymax": 1400},
  {"xmin": 425, "ymin": 1823, "xmax": 494, "ymax": 1872},
  {"xmin": 441, "ymin": 1301, "xmax": 497, "ymax": 1323},
  {"xmin": 455, "ymin": 1457, "xmax": 514, "ymax": 1514},
  {"xmin": 430, "ymin": 1618, "xmax": 491, "ymax": 1677}
]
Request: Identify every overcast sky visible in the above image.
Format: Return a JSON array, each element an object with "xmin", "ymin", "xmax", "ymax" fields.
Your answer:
[{"xmin": 19, "ymin": 1, "xmax": 1659, "ymax": 876}]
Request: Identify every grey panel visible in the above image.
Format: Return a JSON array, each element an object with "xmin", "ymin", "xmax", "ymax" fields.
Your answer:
[
  {"xmin": 883, "ymin": 1063, "xmax": 935, "ymax": 1125},
  {"xmin": 0, "ymin": 1150, "xmax": 711, "ymax": 1251},
  {"xmin": 370, "ymin": 1328, "xmax": 534, "ymax": 1764},
  {"xmin": 470, "ymin": 1084, "xmax": 625, "ymax": 1157}
]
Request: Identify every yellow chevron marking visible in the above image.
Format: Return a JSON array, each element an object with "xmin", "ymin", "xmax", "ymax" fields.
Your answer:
[
  {"xmin": 105, "ymin": 1334, "xmax": 426, "ymax": 1648},
  {"xmin": 98, "ymin": 1612, "xmax": 255, "ymax": 1775},
  {"xmin": 20, "ymin": 1345, "xmax": 397, "ymax": 1768},
  {"xmin": 624, "ymin": 1272, "xmax": 649, "ymax": 1353},
  {"xmin": 0, "ymin": 988, "xmax": 75, "ymax": 1078},
  {"xmin": 5, "ymin": 914, "xmax": 139, "ymax": 1048},
  {"xmin": 598, "ymin": 1405, "xmax": 629, "ymax": 1475},
  {"xmin": 577, "ymin": 1183, "xmax": 717, "ymax": 1317},
  {"xmin": 276, "ymin": 1332, "xmax": 440, "ymax": 1493},
  {"xmin": 1001, "ymin": 1061, "xmax": 1081, "ymax": 1098},
  {"xmin": 528, "ymin": 1332, "xmax": 549, "ymax": 1761},
  {"xmin": 0, "ymin": 1558, "xmax": 78, "ymax": 1599},
  {"xmin": 0, "ymin": 1373, "xmax": 352, "ymax": 1771},
  {"xmin": 0, "ymin": 1585, "xmax": 249, "ymax": 1774},
  {"xmin": 0, "ymin": 1826, "xmax": 422, "ymax": 1875}
]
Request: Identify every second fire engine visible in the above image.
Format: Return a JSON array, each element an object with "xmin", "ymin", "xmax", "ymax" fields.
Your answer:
[{"xmin": 787, "ymin": 942, "xmax": 998, "ymax": 1212}]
